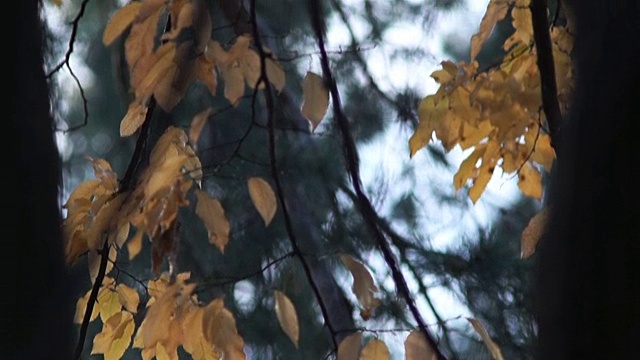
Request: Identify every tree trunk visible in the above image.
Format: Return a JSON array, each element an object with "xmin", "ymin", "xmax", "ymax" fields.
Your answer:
[
  {"xmin": 536, "ymin": 1, "xmax": 640, "ymax": 358},
  {"xmin": 9, "ymin": 1, "xmax": 72, "ymax": 359}
]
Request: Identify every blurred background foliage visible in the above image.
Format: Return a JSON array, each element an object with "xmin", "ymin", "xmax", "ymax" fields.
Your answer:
[{"xmin": 44, "ymin": 0, "xmax": 544, "ymax": 358}]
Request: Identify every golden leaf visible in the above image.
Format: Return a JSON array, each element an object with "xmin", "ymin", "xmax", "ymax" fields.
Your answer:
[
  {"xmin": 247, "ymin": 177, "xmax": 277, "ymax": 226},
  {"xmin": 340, "ymin": 254, "xmax": 381, "ymax": 316},
  {"xmin": 91, "ymin": 311, "xmax": 135, "ymax": 360},
  {"xmin": 117, "ymin": 283, "xmax": 140, "ymax": 314},
  {"xmin": 203, "ymin": 299, "xmax": 246, "ymax": 360},
  {"xmin": 521, "ymin": 206, "xmax": 549, "ymax": 258},
  {"xmin": 359, "ymin": 338, "xmax": 389, "ymax": 360},
  {"xmin": 470, "ymin": 0, "xmax": 510, "ymax": 61},
  {"xmin": 409, "ymin": 95, "xmax": 449, "ymax": 157},
  {"xmin": 103, "ymin": 2, "xmax": 143, "ymax": 46},
  {"xmin": 120, "ymin": 102, "xmax": 149, "ymax": 137},
  {"xmin": 135, "ymin": 42, "xmax": 177, "ymax": 103},
  {"xmin": 301, "ymin": 71, "xmax": 329, "ymax": 131},
  {"xmin": 337, "ymin": 332, "xmax": 362, "ymax": 360},
  {"xmin": 134, "ymin": 285, "xmax": 176, "ymax": 349},
  {"xmin": 467, "ymin": 318, "xmax": 505, "ymax": 360},
  {"xmin": 274, "ymin": 290, "xmax": 299, "ymax": 348},
  {"xmin": 404, "ymin": 330, "xmax": 437, "ymax": 360},
  {"xmin": 125, "ymin": 2, "xmax": 165, "ymax": 89},
  {"xmin": 74, "ymin": 289, "xmax": 100, "ymax": 324},
  {"xmin": 453, "ymin": 144, "xmax": 487, "ymax": 191},
  {"xmin": 518, "ymin": 163, "xmax": 543, "ymax": 200},
  {"xmin": 98, "ymin": 283, "xmax": 122, "ymax": 323},
  {"xmin": 195, "ymin": 189, "xmax": 231, "ymax": 253}
]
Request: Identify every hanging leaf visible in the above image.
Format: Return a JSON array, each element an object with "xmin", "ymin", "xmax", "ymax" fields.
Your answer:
[
  {"xmin": 467, "ymin": 318, "xmax": 505, "ymax": 360},
  {"xmin": 247, "ymin": 177, "xmax": 277, "ymax": 226},
  {"xmin": 195, "ymin": 189, "xmax": 231, "ymax": 253},
  {"xmin": 340, "ymin": 254, "xmax": 381, "ymax": 318},
  {"xmin": 404, "ymin": 330, "xmax": 436, "ymax": 360},
  {"xmin": 274, "ymin": 290, "xmax": 300, "ymax": 348},
  {"xmin": 520, "ymin": 206, "xmax": 550, "ymax": 258},
  {"xmin": 116, "ymin": 283, "xmax": 140, "ymax": 314},
  {"xmin": 359, "ymin": 338, "xmax": 389, "ymax": 360},
  {"xmin": 301, "ymin": 71, "xmax": 329, "ymax": 131},
  {"xmin": 120, "ymin": 102, "xmax": 149, "ymax": 137},
  {"xmin": 203, "ymin": 299, "xmax": 246, "ymax": 360},
  {"xmin": 266, "ymin": 57, "xmax": 286, "ymax": 92},
  {"xmin": 517, "ymin": 163, "xmax": 543, "ymax": 200},
  {"xmin": 338, "ymin": 332, "xmax": 362, "ymax": 360}
]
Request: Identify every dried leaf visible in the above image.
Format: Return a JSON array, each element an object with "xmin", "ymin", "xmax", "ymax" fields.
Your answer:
[
  {"xmin": 467, "ymin": 318, "xmax": 505, "ymax": 360},
  {"xmin": 338, "ymin": 332, "xmax": 362, "ymax": 360},
  {"xmin": 359, "ymin": 338, "xmax": 389, "ymax": 360},
  {"xmin": 274, "ymin": 290, "xmax": 299, "ymax": 348},
  {"xmin": 340, "ymin": 254, "xmax": 381, "ymax": 317},
  {"xmin": 266, "ymin": 57, "xmax": 286, "ymax": 92},
  {"xmin": 195, "ymin": 189, "xmax": 230, "ymax": 253},
  {"xmin": 520, "ymin": 207, "xmax": 549, "ymax": 258},
  {"xmin": 301, "ymin": 71, "xmax": 329, "ymax": 131},
  {"xmin": 182, "ymin": 306, "xmax": 219, "ymax": 360},
  {"xmin": 247, "ymin": 177, "xmax": 277, "ymax": 226},
  {"xmin": 128, "ymin": 230, "xmax": 144, "ymax": 260},
  {"xmin": 404, "ymin": 330, "xmax": 436, "ymax": 360},
  {"xmin": 103, "ymin": 2, "xmax": 143, "ymax": 45}
]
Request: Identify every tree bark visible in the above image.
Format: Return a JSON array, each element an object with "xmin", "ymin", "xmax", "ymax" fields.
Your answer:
[
  {"xmin": 536, "ymin": 1, "xmax": 640, "ymax": 358},
  {"xmin": 9, "ymin": 1, "xmax": 72, "ymax": 359}
]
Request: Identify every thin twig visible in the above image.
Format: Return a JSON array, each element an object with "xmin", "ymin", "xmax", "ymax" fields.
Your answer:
[
  {"xmin": 307, "ymin": 1, "xmax": 446, "ymax": 358},
  {"xmin": 249, "ymin": 0, "xmax": 340, "ymax": 352},
  {"xmin": 73, "ymin": 240, "xmax": 109, "ymax": 360}
]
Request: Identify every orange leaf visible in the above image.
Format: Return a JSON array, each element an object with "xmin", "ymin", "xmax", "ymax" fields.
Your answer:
[
  {"xmin": 274, "ymin": 290, "xmax": 299, "ymax": 348},
  {"xmin": 301, "ymin": 71, "xmax": 329, "ymax": 131},
  {"xmin": 404, "ymin": 330, "xmax": 437, "ymax": 360},
  {"xmin": 467, "ymin": 318, "xmax": 505, "ymax": 360},
  {"xmin": 337, "ymin": 332, "xmax": 362, "ymax": 360},
  {"xmin": 520, "ymin": 207, "xmax": 550, "ymax": 258},
  {"xmin": 247, "ymin": 177, "xmax": 277, "ymax": 226},
  {"xmin": 120, "ymin": 102, "xmax": 149, "ymax": 137},
  {"xmin": 359, "ymin": 338, "xmax": 389, "ymax": 360},
  {"xmin": 340, "ymin": 254, "xmax": 381, "ymax": 317}
]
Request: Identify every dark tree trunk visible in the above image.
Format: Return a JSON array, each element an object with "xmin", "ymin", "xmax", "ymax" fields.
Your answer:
[
  {"xmin": 8, "ymin": 1, "xmax": 72, "ymax": 359},
  {"xmin": 536, "ymin": 1, "xmax": 640, "ymax": 358}
]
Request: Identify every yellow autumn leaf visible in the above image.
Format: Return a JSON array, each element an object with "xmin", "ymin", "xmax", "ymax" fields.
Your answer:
[
  {"xmin": 116, "ymin": 283, "xmax": 140, "ymax": 314},
  {"xmin": 338, "ymin": 332, "xmax": 362, "ymax": 360},
  {"xmin": 467, "ymin": 318, "xmax": 505, "ymax": 360},
  {"xmin": 247, "ymin": 177, "xmax": 277, "ymax": 226},
  {"xmin": 520, "ymin": 206, "xmax": 549, "ymax": 259},
  {"xmin": 468, "ymin": 140, "xmax": 500, "ymax": 204},
  {"xmin": 98, "ymin": 284, "xmax": 122, "ymax": 323},
  {"xmin": 88, "ymin": 245, "xmax": 117, "ymax": 285},
  {"xmin": 189, "ymin": 107, "xmax": 214, "ymax": 149},
  {"xmin": 120, "ymin": 102, "xmax": 149, "ymax": 137},
  {"xmin": 74, "ymin": 289, "xmax": 100, "ymax": 324},
  {"xmin": 195, "ymin": 189, "xmax": 231, "ymax": 253},
  {"xmin": 359, "ymin": 338, "xmax": 389, "ymax": 360},
  {"xmin": 203, "ymin": 299, "xmax": 246, "ymax": 360},
  {"xmin": 91, "ymin": 311, "xmax": 135, "ymax": 360},
  {"xmin": 453, "ymin": 144, "xmax": 487, "ymax": 191},
  {"xmin": 128, "ymin": 229, "xmax": 144, "ymax": 260},
  {"xmin": 340, "ymin": 254, "xmax": 381, "ymax": 317},
  {"xmin": 404, "ymin": 330, "xmax": 437, "ymax": 360},
  {"xmin": 274, "ymin": 290, "xmax": 299, "ymax": 348},
  {"xmin": 518, "ymin": 163, "xmax": 543, "ymax": 200},
  {"xmin": 301, "ymin": 71, "xmax": 329, "ymax": 132},
  {"xmin": 134, "ymin": 284, "xmax": 176, "ymax": 349},
  {"xmin": 103, "ymin": 1, "xmax": 143, "ymax": 46},
  {"xmin": 470, "ymin": 0, "xmax": 510, "ymax": 61},
  {"xmin": 409, "ymin": 95, "xmax": 450, "ymax": 156}
]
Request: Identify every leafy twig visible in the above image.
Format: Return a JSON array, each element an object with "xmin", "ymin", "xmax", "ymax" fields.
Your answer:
[
  {"xmin": 73, "ymin": 240, "xmax": 109, "ymax": 360},
  {"xmin": 249, "ymin": 0, "xmax": 340, "ymax": 351},
  {"xmin": 307, "ymin": 1, "xmax": 446, "ymax": 358}
]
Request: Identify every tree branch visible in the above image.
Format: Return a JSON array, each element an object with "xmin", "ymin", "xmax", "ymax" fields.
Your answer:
[
  {"xmin": 307, "ymin": 1, "xmax": 445, "ymax": 358},
  {"xmin": 530, "ymin": 0, "xmax": 563, "ymax": 149}
]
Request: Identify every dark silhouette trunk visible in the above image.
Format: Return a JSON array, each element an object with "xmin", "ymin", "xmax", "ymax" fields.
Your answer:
[
  {"xmin": 536, "ymin": 1, "xmax": 640, "ymax": 358},
  {"xmin": 9, "ymin": 1, "xmax": 72, "ymax": 359}
]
